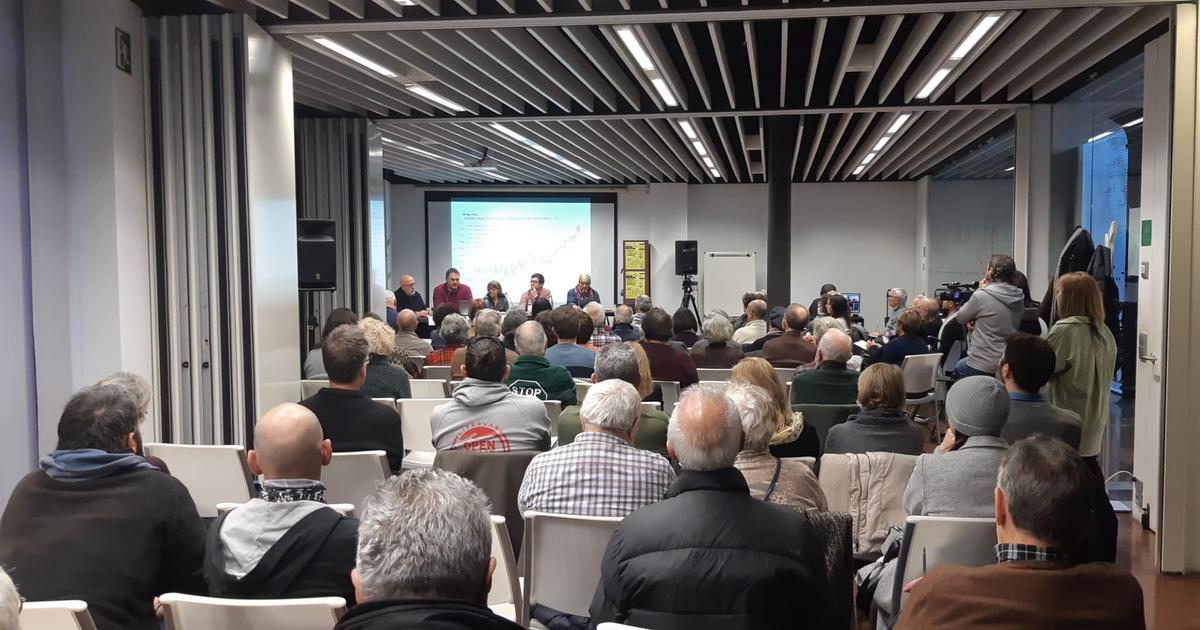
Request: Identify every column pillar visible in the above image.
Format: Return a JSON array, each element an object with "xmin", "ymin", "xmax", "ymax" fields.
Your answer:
[{"xmin": 766, "ymin": 116, "xmax": 798, "ymax": 307}]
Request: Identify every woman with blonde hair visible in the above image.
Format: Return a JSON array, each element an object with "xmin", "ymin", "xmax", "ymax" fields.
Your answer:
[
  {"xmin": 728, "ymin": 383, "xmax": 827, "ymax": 511},
  {"xmin": 730, "ymin": 357, "xmax": 818, "ymax": 458},
  {"xmin": 624, "ymin": 341, "xmax": 659, "ymax": 402},
  {"xmin": 824, "ymin": 363, "xmax": 924, "ymax": 455},
  {"xmin": 358, "ymin": 317, "xmax": 412, "ymax": 399}
]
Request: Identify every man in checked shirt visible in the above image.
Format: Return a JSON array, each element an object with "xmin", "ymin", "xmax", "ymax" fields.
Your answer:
[{"xmin": 517, "ymin": 379, "xmax": 675, "ymax": 518}]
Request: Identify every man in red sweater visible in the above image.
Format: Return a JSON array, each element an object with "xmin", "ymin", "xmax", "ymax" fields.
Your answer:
[{"xmin": 897, "ymin": 437, "xmax": 1145, "ymax": 629}]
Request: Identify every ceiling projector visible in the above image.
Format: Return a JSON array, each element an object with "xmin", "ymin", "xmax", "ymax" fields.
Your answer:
[{"xmin": 462, "ymin": 148, "xmax": 497, "ymax": 171}]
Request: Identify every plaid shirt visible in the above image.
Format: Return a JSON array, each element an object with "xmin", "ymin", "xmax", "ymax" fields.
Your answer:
[
  {"xmin": 590, "ymin": 328, "xmax": 622, "ymax": 348},
  {"xmin": 425, "ymin": 345, "xmax": 462, "ymax": 366},
  {"xmin": 518, "ymin": 431, "xmax": 675, "ymax": 517},
  {"xmin": 994, "ymin": 543, "xmax": 1069, "ymax": 563}
]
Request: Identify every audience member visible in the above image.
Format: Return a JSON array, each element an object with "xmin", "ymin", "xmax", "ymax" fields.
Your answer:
[
  {"xmin": 429, "ymin": 303, "xmax": 459, "ymax": 349},
  {"xmin": 519, "ymin": 379, "xmax": 674, "ymax": 517},
  {"xmin": 1043, "ymin": 270, "xmax": 1119, "ymax": 562},
  {"xmin": 639, "ymin": 308, "xmax": 699, "ymax": 389},
  {"xmin": 467, "ymin": 299, "xmax": 487, "ymax": 326},
  {"xmin": 334, "ymin": 469, "xmax": 523, "ymax": 630},
  {"xmin": 762, "ymin": 304, "xmax": 816, "ymax": 367},
  {"xmin": 883, "ymin": 288, "xmax": 908, "ymax": 336},
  {"xmin": 500, "ymin": 309, "xmax": 527, "ymax": 352},
  {"xmin": 95, "ymin": 371, "xmax": 171, "ymax": 473},
  {"xmin": 794, "ymin": 316, "xmax": 849, "ymax": 373},
  {"xmin": 519, "ymin": 273, "xmax": 553, "ymax": 313},
  {"xmin": 690, "ymin": 314, "xmax": 746, "ymax": 368},
  {"xmin": 745, "ymin": 306, "xmax": 786, "ymax": 352},
  {"xmin": 484, "ymin": 280, "xmax": 509, "ymax": 311},
  {"xmin": 432, "ymin": 267, "xmax": 473, "ymax": 308},
  {"xmin": 557, "ymin": 343, "xmax": 670, "ymax": 456},
  {"xmin": 610, "ymin": 304, "xmax": 641, "ymax": 341},
  {"xmin": 730, "ymin": 358, "xmax": 815, "ymax": 458},
  {"xmin": 450, "ymin": 309, "xmax": 518, "ymax": 379},
  {"xmin": 732, "ymin": 290, "xmax": 767, "ymax": 330},
  {"xmin": 505, "ymin": 321, "xmax": 577, "ymax": 405},
  {"xmin": 1000, "ymin": 333, "xmax": 1082, "ymax": 448},
  {"xmin": 808, "ymin": 283, "xmax": 837, "ymax": 318},
  {"xmin": 395, "ymin": 274, "xmax": 431, "ymax": 319},
  {"xmin": 531, "ymin": 297, "xmax": 553, "ymax": 319},
  {"xmin": 0, "ymin": 384, "xmax": 206, "ymax": 630},
  {"xmin": 897, "ymin": 438, "xmax": 1145, "ymax": 630},
  {"xmin": 627, "ymin": 341, "xmax": 658, "ymax": 402},
  {"xmin": 305, "ymin": 307, "xmax": 358, "ymax": 379},
  {"xmin": 825, "ymin": 363, "xmax": 924, "ymax": 456},
  {"xmin": 0, "ymin": 569, "xmax": 16, "ymax": 630},
  {"xmin": 955, "ymin": 254, "xmax": 1025, "ymax": 377},
  {"xmin": 576, "ymin": 309, "xmax": 598, "ymax": 351},
  {"xmin": 790, "ymin": 328, "xmax": 860, "ymax": 405},
  {"xmin": 589, "ymin": 385, "xmax": 827, "ymax": 628},
  {"xmin": 544, "ymin": 305, "xmax": 597, "ymax": 378},
  {"xmin": 1012, "ymin": 270, "xmax": 1045, "ymax": 336},
  {"xmin": 586, "ymin": 302, "xmax": 621, "ymax": 347},
  {"xmin": 206, "ymin": 403, "xmax": 357, "ymax": 601},
  {"xmin": 566, "ymin": 273, "xmax": 601, "ymax": 307},
  {"xmin": 827, "ymin": 293, "xmax": 869, "ymax": 342},
  {"xmin": 385, "ymin": 290, "xmax": 399, "ymax": 329},
  {"xmin": 631, "ymin": 294, "xmax": 652, "ymax": 330},
  {"xmin": 938, "ymin": 298, "xmax": 967, "ymax": 365},
  {"xmin": 728, "ymin": 384, "xmax": 827, "ymax": 511},
  {"xmin": 731, "ymin": 299, "xmax": 769, "ymax": 345},
  {"xmin": 669, "ymin": 308, "xmax": 702, "ymax": 348},
  {"xmin": 432, "ymin": 337, "xmax": 551, "ymax": 452},
  {"xmin": 359, "ymin": 318, "xmax": 412, "ymax": 399},
  {"xmin": 393, "ymin": 309, "xmax": 433, "ymax": 357},
  {"xmin": 299, "ymin": 325, "xmax": 405, "ymax": 472},
  {"xmin": 867, "ymin": 310, "xmax": 930, "ymax": 367},
  {"xmin": 534, "ymin": 309, "xmax": 557, "ymax": 347},
  {"xmin": 911, "ymin": 295, "xmax": 944, "ymax": 349},
  {"xmin": 426, "ymin": 313, "xmax": 469, "ymax": 366}
]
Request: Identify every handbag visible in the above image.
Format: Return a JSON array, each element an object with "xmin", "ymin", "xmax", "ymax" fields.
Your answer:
[{"xmin": 854, "ymin": 524, "xmax": 904, "ymax": 614}]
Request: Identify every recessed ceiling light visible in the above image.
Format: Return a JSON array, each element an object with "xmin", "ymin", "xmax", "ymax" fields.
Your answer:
[
  {"xmin": 709, "ymin": 168, "xmax": 721, "ymax": 177},
  {"xmin": 702, "ymin": 157, "xmax": 715, "ymax": 168},
  {"xmin": 873, "ymin": 137, "xmax": 890, "ymax": 152},
  {"xmin": 888, "ymin": 114, "xmax": 911, "ymax": 134},
  {"xmin": 692, "ymin": 140, "xmax": 707, "ymax": 156},
  {"xmin": 1004, "ymin": 166, "xmax": 1015, "ymax": 172},
  {"xmin": 650, "ymin": 77, "xmax": 678, "ymax": 107},
  {"xmin": 615, "ymin": 27, "xmax": 655, "ymax": 72},
  {"xmin": 950, "ymin": 13, "xmax": 1002, "ymax": 61},
  {"xmin": 853, "ymin": 165, "xmax": 866, "ymax": 176},
  {"xmin": 680, "ymin": 121, "xmax": 698, "ymax": 139},
  {"xmin": 862, "ymin": 152, "xmax": 877, "ymax": 164},
  {"xmin": 405, "ymin": 84, "xmax": 466, "ymax": 112},
  {"xmin": 1123, "ymin": 117, "xmax": 1144, "ymax": 128},
  {"xmin": 394, "ymin": 0, "xmax": 416, "ymax": 4},
  {"xmin": 582, "ymin": 170, "xmax": 602, "ymax": 180},
  {"xmin": 312, "ymin": 37, "xmax": 396, "ymax": 78},
  {"xmin": 917, "ymin": 68, "xmax": 951, "ymax": 99},
  {"xmin": 1088, "ymin": 130, "xmax": 1114, "ymax": 143}
]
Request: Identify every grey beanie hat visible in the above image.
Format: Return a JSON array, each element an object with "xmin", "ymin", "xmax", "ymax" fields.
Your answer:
[{"xmin": 946, "ymin": 375, "xmax": 1010, "ymax": 437}]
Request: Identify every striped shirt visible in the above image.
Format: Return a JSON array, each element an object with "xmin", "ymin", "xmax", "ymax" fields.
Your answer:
[
  {"xmin": 518, "ymin": 431, "xmax": 675, "ymax": 517},
  {"xmin": 590, "ymin": 328, "xmax": 623, "ymax": 348},
  {"xmin": 995, "ymin": 543, "xmax": 1069, "ymax": 564}
]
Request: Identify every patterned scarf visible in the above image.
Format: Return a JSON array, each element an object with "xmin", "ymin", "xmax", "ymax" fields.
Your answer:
[{"xmin": 259, "ymin": 479, "xmax": 327, "ymax": 503}]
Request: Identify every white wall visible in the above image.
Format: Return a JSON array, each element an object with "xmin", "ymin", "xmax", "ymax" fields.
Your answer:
[
  {"xmin": 927, "ymin": 178, "xmax": 1016, "ymax": 291},
  {"xmin": 389, "ymin": 184, "xmax": 428, "ymax": 296},
  {"xmin": 0, "ymin": 0, "xmax": 38, "ymax": 506},
  {"xmin": 687, "ymin": 184, "xmax": 770, "ymax": 292},
  {"xmin": 617, "ymin": 184, "xmax": 690, "ymax": 311}
]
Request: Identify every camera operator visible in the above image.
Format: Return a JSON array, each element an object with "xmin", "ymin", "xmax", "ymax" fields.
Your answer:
[{"xmin": 953, "ymin": 254, "xmax": 1025, "ymax": 378}]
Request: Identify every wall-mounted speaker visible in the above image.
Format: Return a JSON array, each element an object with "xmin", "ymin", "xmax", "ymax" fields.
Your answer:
[
  {"xmin": 675, "ymin": 240, "xmax": 698, "ymax": 276},
  {"xmin": 297, "ymin": 219, "xmax": 336, "ymax": 290}
]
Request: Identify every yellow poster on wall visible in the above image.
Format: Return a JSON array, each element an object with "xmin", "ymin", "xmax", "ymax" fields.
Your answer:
[
  {"xmin": 624, "ymin": 241, "xmax": 646, "ymax": 271},
  {"xmin": 624, "ymin": 270, "xmax": 646, "ymax": 298}
]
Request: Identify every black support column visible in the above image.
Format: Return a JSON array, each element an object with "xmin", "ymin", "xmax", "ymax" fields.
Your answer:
[{"xmin": 766, "ymin": 116, "xmax": 798, "ymax": 308}]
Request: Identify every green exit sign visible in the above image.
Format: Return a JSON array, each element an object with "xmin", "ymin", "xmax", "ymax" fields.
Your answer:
[{"xmin": 115, "ymin": 28, "xmax": 132, "ymax": 74}]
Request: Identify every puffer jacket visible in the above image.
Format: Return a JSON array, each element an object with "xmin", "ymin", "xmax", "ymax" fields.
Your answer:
[
  {"xmin": 588, "ymin": 468, "xmax": 831, "ymax": 629},
  {"xmin": 818, "ymin": 452, "xmax": 917, "ymax": 554}
]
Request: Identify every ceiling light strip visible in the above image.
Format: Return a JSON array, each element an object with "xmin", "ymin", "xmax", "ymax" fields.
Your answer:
[
  {"xmin": 489, "ymin": 123, "xmax": 602, "ymax": 180},
  {"xmin": 312, "ymin": 37, "xmax": 396, "ymax": 77}
]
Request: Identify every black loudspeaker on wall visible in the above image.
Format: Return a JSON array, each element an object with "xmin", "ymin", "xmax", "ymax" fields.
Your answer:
[
  {"xmin": 297, "ymin": 219, "xmax": 337, "ymax": 290},
  {"xmin": 675, "ymin": 240, "xmax": 698, "ymax": 276}
]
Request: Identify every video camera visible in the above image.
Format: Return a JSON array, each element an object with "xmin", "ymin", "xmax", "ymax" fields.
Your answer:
[
  {"xmin": 681, "ymin": 275, "xmax": 698, "ymax": 294},
  {"xmin": 937, "ymin": 281, "xmax": 978, "ymax": 305}
]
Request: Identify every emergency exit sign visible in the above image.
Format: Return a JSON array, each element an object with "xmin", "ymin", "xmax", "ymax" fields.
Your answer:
[{"xmin": 116, "ymin": 28, "xmax": 132, "ymax": 74}]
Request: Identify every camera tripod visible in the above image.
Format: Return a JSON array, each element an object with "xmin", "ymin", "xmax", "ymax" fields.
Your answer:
[{"xmin": 680, "ymin": 275, "xmax": 701, "ymax": 324}]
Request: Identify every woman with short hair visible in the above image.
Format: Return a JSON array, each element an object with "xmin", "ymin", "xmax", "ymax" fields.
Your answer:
[
  {"xmin": 484, "ymin": 281, "xmax": 510, "ymax": 312},
  {"xmin": 669, "ymin": 308, "xmax": 702, "ymax": 348},
  {"xmin": 690, "ymin": 315, "xmax": 746, "ymax": 368},
  {"xmin": 824, "ymin": 363, "xmax": 924, "ymax": 456},
  {"xmin": 728, "ymin": 384, "xmax": 827, "ymax": 512},
  {"xmin": 358, "ymin": 318, "xmax": 412, "ymax": 400}
]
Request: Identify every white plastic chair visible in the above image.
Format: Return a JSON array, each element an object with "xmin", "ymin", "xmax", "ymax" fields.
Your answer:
[
  {"xmin": 143, "ymin": 443, "xmax": 255, "ymax": 518},
  {"xmin": 398, "ymin": 398, "xmax": 449, "ymax": 468},
  {"xmin": 216, "ymin": 502, "xmax": 356, "ymax": 518},
  {"xmin": 300, "ymin": 379, "xmax": 328, "ymax": 398},
  {"xmin": 521, "ymin": 511, "xmax": 622, "ymax": 626},
  {"xmin": 890, "ymin": 516, "xmax": 997, "ymax": 618},
  {"xmin": 424, "ymin": 365, "xmax": 453, "ymax": 382},
  {"xmin": 652, "ymin": 381, "xmax": 681, "ymax": 412},
  {"xmin": 639, "ymin": 401, "xmax": 661, "ymax": 413},
  {"xmin": 410, "ymin": 379, "xmax": 448, "ymax": 398},
  {"xmin": 323, "ymin": 450, "xmax": 390, "ymax": 506},
  {"xmin": 575, "ymin": 381, "xmax": 591, "ymax": 404},
  {"xmin": 20, "ymin": 600, "xmax": 97, "ymax": 630},
  {"xmin": 489, "ymin": 515, "xmax": 522, "ymax": 621},
  {"xmin": 543, "ymin": 400, "xmax": 562, "ymax": 439},
  {"xmin": 696, "ymin": 368, "xmax": 732, "ymax": 382},
  {"xmin": 371, "ymin": 397, "xmax": 397, "ymax": 411},
  {"xmin": 159, "ymin": 593, "xmax": 346, "ymax": 630},
  {"xmin": 900, "ymin": 353, "xmax": 942, "ymax": 420}
]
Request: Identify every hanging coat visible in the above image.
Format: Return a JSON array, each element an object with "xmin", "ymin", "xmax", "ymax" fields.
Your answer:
[
  {"xmin": 1089, "ymin": 244, "xmax": 1122, "ymax": 371},
  {"xmin": 1041, "ymin": 226, "xmax": 1095, "ymax": 324}
]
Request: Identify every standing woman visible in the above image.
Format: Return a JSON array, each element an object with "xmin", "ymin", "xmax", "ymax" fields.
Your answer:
[
  {"xmin": 1043, "ymin": 270, "xmax": 1118, "ymax": 562},
  {"xmin": 484, "ymin": 280, "xmax": 510, "ymax": 311}
]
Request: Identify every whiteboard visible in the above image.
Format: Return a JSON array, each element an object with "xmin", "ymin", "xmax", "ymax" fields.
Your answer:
[{"xmin": 701, "ymin": 251, "xmax": 756, "ymax": 316}]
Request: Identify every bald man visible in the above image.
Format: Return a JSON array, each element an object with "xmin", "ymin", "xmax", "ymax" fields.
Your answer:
[
  {"xmin": 761, "ymin": 304, "xmax": 816, "ymax": 367},
  {"xmin": 731, "ymin": 299, "xmax": 770, "ymax": 346},
  {"xmin": 394, "ymin": 308, "xmax": 433, "ymax": 357},
  {"xmin": 395, "ymin": 275, "xmax": 431, "ymax": 318},
  {"xmin": 789, "ymin": 328, "xmax": 861, "ymax": 405},
  {"xmin": 205, "ymin": 403, "xmax": 358, "ymax": 602},
  {"xmin": 566, "ymin": 273, "xmax": 601, "ymax": 308}
]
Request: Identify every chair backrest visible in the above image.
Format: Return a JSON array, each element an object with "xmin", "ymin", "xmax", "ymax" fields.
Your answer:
[
  {"xmin": 521, "ymin": 511, "xmax": 622, "ymax": 626},
  {"xmin": 216, "ymin": 502, "xmax": 356, "ymax": 518},
  {"xmin": 695, "ymin": 367, "xmax": 732, "ymax": 382},
  {"xmin": 900, "ymin": 353, "xmax": 942, "ymax": 394},
  {"xmin": 891, "ymin": 516, "xmax": 998, "ymax": 617},
  {"xmin": 159, "ymin": 593, "xmax": 346, "ymax": 630},
  {"xmin": 300, "ymin": 379, "xmax": 328, "ymax": 399},
  {"xmin": 488, "ymin": 515, "xmax": 522, "ymax": 619},
  {"xmin": 397, "ymin": 398, "xmax": 449, "ymax": 454},
  {"xmin": 543, "ymin": 400, "xmax": 562, "ymax": 439},
  {"xmin": 639, "ymin": 401, "xmax": 661, "ymax": 413},
  {"xmin": 791, "ymin": 404, "xmax": 859, "ymax": 451},
  {"xmin": 371, "ymin": 397, "xmax": 397, "ymax": 411},
  {"xmin": 575, "ymin": 381, "xmax": 591, "ymax": 404},
  {"xmin": 324, "ymin": 450, "xmax": 390, "ymax": 506},
  {"xmin": 424, "ymin": 365, "xmax": 453, "ymax": 381},
  {"xmin": 20, "ymin": 600, "xmax": 97, "ymax": 630},
  {"xmin": 409, "ymin": 379, "xmax": 447, "ymax": 398},
  {"xmin": 652, "ymin": 380, "xmax": 681, "ymax": 411},
  {"xmin": 941, "ymin": 339, "xmax": 964, "ymax": 377},
  {"xmin": 774, "ymin": 366, "xmax": 795, "ymax": 384},
  {"xmin": 143, "ymin": 443, "xmax": 255, "ymax": 518},
  {"xmin": 434, "ymin": 450, "xmax": 540, "ymax": 560}
]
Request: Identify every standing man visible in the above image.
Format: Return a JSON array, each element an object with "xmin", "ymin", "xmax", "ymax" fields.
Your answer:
[
  {"xmin": 566, "ymin": 273, "xmax": 601, "ymax": 307},
  {"xmin": 519, "ymin": 273, "xmax": 553, "ymax": 313},
  {"xmin": 432, "ymin": 268, "xmax": 473, "ymax": 308}
]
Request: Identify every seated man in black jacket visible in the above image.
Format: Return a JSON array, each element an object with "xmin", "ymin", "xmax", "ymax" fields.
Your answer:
[
  {"xmin": 300, "ymin": 324, "xmax": 405, "ymax": 472},
  {"xmin": 589, "ymin": 385, "xmax": 826, "ymax": 629},
  {"xmin": 0, "ymin": 384, "xmax": 206, "ymax": 630},
  {"xmin": 206, "ymin": 402, "xmax": 357, "ymax": 602},
  {"xmin": 334, "ymin": 469, "xmax": 522, "ymax": 630}
]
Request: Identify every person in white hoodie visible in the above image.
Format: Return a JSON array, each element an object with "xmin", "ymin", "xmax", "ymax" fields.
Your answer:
[
  {"xmin": 954, "ymin": 254, "xmax": 1026, "ymax": 378},
  {"xmin": 431, "ymin": 337, "xmax": 551, "ymax": 452}
]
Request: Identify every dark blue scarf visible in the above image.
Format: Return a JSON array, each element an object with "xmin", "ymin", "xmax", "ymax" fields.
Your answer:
[{"xmin": 39, "ymin": 449, "xmax": 158, "ymax": 482}]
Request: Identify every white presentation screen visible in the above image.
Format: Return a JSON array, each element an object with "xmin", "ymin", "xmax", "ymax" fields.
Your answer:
[{"xmin": 427, "ymin": 195, "xmax": 616, "ymax": 307}]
